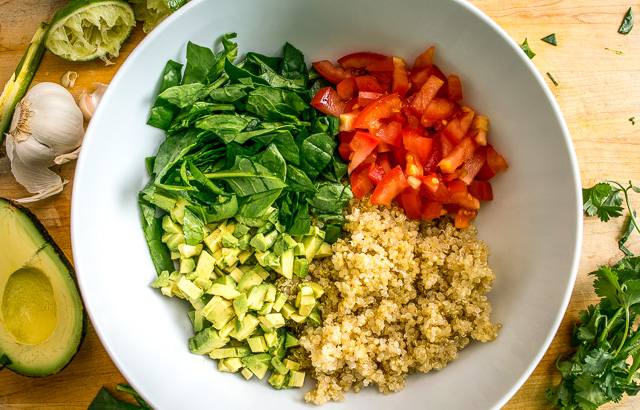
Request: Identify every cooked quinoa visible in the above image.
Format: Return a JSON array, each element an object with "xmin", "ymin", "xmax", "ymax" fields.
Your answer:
[{"xmin": 298, "ymin": 199, "xmax": 500, "ymax": 404}]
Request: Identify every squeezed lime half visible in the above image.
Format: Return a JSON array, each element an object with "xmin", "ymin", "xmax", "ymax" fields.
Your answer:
[
  {"xmin": 130, "ymin": 0, "xmax": 187, "ymax": 33},
  {"xmin": 45, "ymin": 0, "xmax": 136, "ymax": 63}
]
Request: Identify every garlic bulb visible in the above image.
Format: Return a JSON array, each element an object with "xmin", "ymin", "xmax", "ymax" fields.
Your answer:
[
  {"xmin": 78, "ymin": 83, "xmax": 107, "ymax": 121},
  {"xmin": 5, "ymin": 82, "xmax": 84, "ymax": 203}
]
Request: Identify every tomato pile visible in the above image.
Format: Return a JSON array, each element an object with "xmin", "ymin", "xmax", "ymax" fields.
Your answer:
[{"xmin": 310, "ymin": 47, "xmax": 508, "ymax": 228}]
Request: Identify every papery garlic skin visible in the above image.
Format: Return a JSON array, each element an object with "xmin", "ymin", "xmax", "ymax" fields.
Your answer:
[
  {"xmin": 78, "ymin": 83, "xmax": 108, "ymax": 121},
  {"xmin": 9, "ymin": 82, "xmax": 84, "ymax": 168}
]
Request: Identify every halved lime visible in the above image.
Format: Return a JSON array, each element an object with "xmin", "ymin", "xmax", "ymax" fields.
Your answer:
[
  {"xmin": 45, "ymin": 0, "xmax": 136, "ymax": 63},
  {"xmin": 130, "ymin": 0, "xmax": 187, "ymax": 33}
]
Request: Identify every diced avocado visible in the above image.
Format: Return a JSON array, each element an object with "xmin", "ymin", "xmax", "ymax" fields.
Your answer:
[
  {"xmin": 180, "ymin": 257, "xmax": 196, "ymax": 274},
  {"xmin": 257, "ymin": 302, "xmax": 274, "ymax": 316},
  {"xmin": 273, "ymin": 234, "xmax": 297, "ymax": 256},
  {"xmin": 219, "ymin": 319, "xmax": 236, "ymax": 338},
  {"xmin": 177, "ymin": 277, "xmax": 203, "ymax": 300},
  {"xmin": 228, "ymin": 267, "xmax": 244, "ymax": 282},
  {"xmin": 207, "ymin": 283, "xmax": 241, "ymax": 299},
  {"xmin": 289, "ymin": 313, "xmax": 307, "ymax": 323},
  {"xmin": 272, "ymin": 293, "xmax": 287, "ymax": 312},
  {"xmin": 283, "ymin": 359, "xmax": 300, "ymax": 371},
  {"xmin": 262, "ymin": 283, "xmax": 276, "ymax": 303},
  {"xmin": 323, "ymin": 223, "xmax": 343, "ymax": 244},
  {"xmin": 259, "ymin": 313, "xmax": 285, "ymax": 329},
  {"xmin": 247, "ymin": 336, "xmax": 267, "ymax": 353},
  {"xmin": 162, "ymin": 232, "xmax": 185, "ymax": 252},
  {"xmin": 178, "ymin": 243, "xmax": 203, "ymax": 259},
  {"xmin": 229, "ymin": 314, "xmax": 260, "ymax": 341},
  {"xmin": 193, "ymin": 277, "xmax": 212, "ymax": 292},
  {"xmin": 263, "ymin": 332, "xmax": 278, "ymax": 348},
  {"xmin": 263, "ymin": 230, "xmax": 280, "ymax": 250},
  {"xmin": 233, "ymin": 223, "xmax": 250, "ymax": 238},
  {"xmin": 188, "ymin": 327, "xmax": 229, "ymax": 355},
  {"xmin": 161, "ymin": 214, "xmax": 182, "ymax": 235},
  {"xmin": 268, "ymin": 372, "xmax": 287, "ymax": 389},
  {"xmin": 212, "ymin": 274, "xmax": 237, "ymax": 287},
  {"xmin": 315, "ymin": 242, "xmax": 333, "ymax": 258},
  {"xmin": 254, "ymin": 250, "xmax": 269, "ymax": 267},
  {"xmin": 232, "ymin": 293, "xmax": 248, "ymax": 321},
  {"xmin": 280, "ymin": 249, "xmax": 294, "ymax": 279},
  {"xmin": 263, "ymin": 207, "xmax": 279, "ymax": 224},
  {"xmin": 170, "ymin": 251, "xmax": 181, "ymax": 260},
  {"xmin": 303, "ymin": 234, "xmax": 324, "ymax": 261},
  {"xmin": 242, "ymin": 353, "xmax": 271, "ymax": 379},
  {"xmin": 170, "ymin": 197, "xmax": 191, "ymax": 224},
  {"xmin": 237, "ymin": 234, "xmax": 251, "ymax": 250},
  {"xmin": 204, "ymin": 230, "xmax": 223, "ymax": 253},
  {"xmin": 202, "ymin": 296, "xmax": 235, "ymax": 329},
  {"xmin": 250, "ymin": 233, "xmax": 269, "ymax": 252},
  {"xmin": 237, "ymin": 267, "xmax": 265, "ymax": 293},
  {"xmin": 307, "ymin": 282, "xmax": 325, "ymax": 298},
  {"xmin": 308, "ymin": 307, "xmax": 322, "ymax": 327},
  {"xmin": 263, "ymin": 253, "xmax": 281, "ymax": 271},
  {"xmin": 235, "ymin": 215, "xmax": 268, "ymax": 228},
  {"xmin": 188, "ymin": 309, "xmax": 206, "ymax": 333},
  {"xmin": 246, "ymin": 284, "xmax": 270, "ymax": 310},
  {"xmin": 151, "ymin": 270, "xmax": 171, "ymax": 288},
  {"xmin": 293, "ymin": 257, "xmax": 309, "ymax": 278},
  {"xmin": 221, "ymin": 232, "xmax": 239, "ymax": 248},
  {"xmin": 255, "ymin": 222, "xmax": 275, "ymax": 236},
  {"xmin": 284, "ymin": 333, "xmax": 300, "ymax": 349},
  {"xmin": 222, "ymin": 357, "xmax": 244, "ymax": 373},
  {"xmin": 237, "ymin": 250, "xmax": 253, "ymax": 264},
  {"xmin": 241, "ymin": 368, "xmax": 253, "ymax": 380},
  {"xmin": 287, "ymin": 370, "xmax": 305, "ymax": 388},
  {"xmin": 271, "ymin": 356, "xmax": 289, "ymax": 375},
  {"xmin": 293, "ymin": 242, "xmax": 306, "ymax": 256},
  {"xmin": 221, "ymin": 222, "xmax": 236, "ymax": 234},
  {"xmin": 296, "ymin": 284, "xmax": 314, "ymax": 305},
  {"xmin": 280, "ymin": 303, "xmax": 296, "ymax": 320},
  {"xmin": 217, "ymin": 360, "xmax": 232, "ymax": 372},
  {"xmin": 234, "ymin": 345, "xmax": 252, "ymax": 357},
  {"xmin": 195, "ymin": 249, "xmax": 216, "ymax": 279},
  {"xmin": 209, "ymin": 347, "xmax": 240, "ymax": 359},
  {"xmin": 269, "ymin": 333, "xmax": 286, "ymax": 360}
]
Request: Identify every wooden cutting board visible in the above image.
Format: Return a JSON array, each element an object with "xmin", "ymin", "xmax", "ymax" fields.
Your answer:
[{"xmin": 0, "ymin": 0, "xmax": 639, "ymax": 408}]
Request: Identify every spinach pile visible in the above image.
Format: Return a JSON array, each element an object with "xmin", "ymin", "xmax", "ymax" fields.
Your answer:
[
  {"xmin": 138, "ymin": 33, "xmax": 352, "ymax": 274},
  {"xmin": 547, "ymin": 181, "xmax": 640, "ymax": 409}
]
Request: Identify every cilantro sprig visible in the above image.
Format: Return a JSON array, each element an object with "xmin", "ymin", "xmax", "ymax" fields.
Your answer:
[{"xmin": 547, "ymin": 181, "xmax": 640, "ymax": 409}]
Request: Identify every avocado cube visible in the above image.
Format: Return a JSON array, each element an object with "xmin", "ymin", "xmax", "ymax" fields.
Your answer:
[
  {"xmin": 271, "ymin": 356, "xmax": 289, "ymax": 375},
  {"xmin": 229, "ymin": 314, "xmax": 260, "ymax": 341},
  {"xmin": 308, "ymin": 308, "xmax": 322, "ymax": 327},
  {"xmin": 250, "ymin": 233, "xmax": 269, "ymax": 252},
  {"xmin": 284, "ymin": 333, "xmax": 300, "ymax": 349},
  {"xmin": 179, "ymin": 257, "xmax": 196, "ymax": 274},
  {"xmin": 237, "ymin": 234, "xmax": 251, "ymax": 251},
  {"xmin": 233, "ymin": 223, "xmax": 250, "ymax": 238},
  {"xmin": 289, "ymin": 313, "xmax": 307, "ymax": 323},
  {"xmin": 170, "ymin": 251, "xmax": 181, "ymax": 260},
  {"xmin": 151, "ymin": 270, "xmax": 171, "ymax": 288},
  {"xmin": 237, "ymin": 266, "xmax": 265, "ymax": 293},
  {"xmin": 264, "ymin": 253, "xmax": 281, "ymax": 270},
  {"xmin": 272, "ymin": 293, "xmax": 287, "ymax": 312},
  {"xmin": 177, "ymin": 277, "xmax": 203, "ymax": 300},
  {"xmin": 189, "ymin": 327, "xmax": 229, "ymax": 355},
  {"xmin": 193, "ymin": 277, "xmax": 212, "ymax": 292},
  {"xmin": 260, "ymin": 313, "xmax": 285, "ymax": 329},
  {"xmin": 170, "ymin": 197, "xmax": 190, "ymax": 223},
  {"xmin": 296, "ymin": 285, "xmax": 314, "ymax": 306},
  {"xmin": 303, "ymin": 234, "xmax": 324, "ymax": 261},
  {"xmin": 204, "ymin": 230, "xmax": 223, "ymax": 253},
  {"xmin": 209, "ymin": 347, "xmax": 239, "ymax": 359},
  {"xmin": 217, "ymin": 360, "xmax": 232, "ymax": 372},
  {"xmin": 255, "ymin": 221, "xmax": 275, "ymax": 235},
  {"xmin": 162, "ymin": 232, "xmax": 185, "ymax": 252},
  {"xmin": 263, "ymin": 230, "xmax": 280, "ymax": 250},
  {"xmin": 202, "ymin": 296, "xmax": 235, "ymax": 329},
  {"xmin": 242, "ymin": 354, "xmax": 271, "ymax": 379},
  {"xmin": 280, "ymin": 303, "xmax": 296, "ymax": 320},
  {"xmin": 219, "ymin": 319, "xmax": 236, "ymax": 338},
  {"xmin": 293, "ymin": 242, "xmax": 306, "ymax": 256},
  {"xmin": 207, "ymin": 283, "xmax": 241, "ymax": 300},
  {"xmin": 257, "ymin": 302, "xmax": 274, "ymax": 316},
  {"xmin": 247, "ymin": 336, "xmax": 267, "ymax": 353},
  {"xmin": 274, "ymin": 234, "xmax": 297, "ymax": 257},
  {"xmin": 247, "ymin": 284, "xmax": 269, "ymax": 310},
  {"xmin": 179, "ymin": 243, "xmax": 203, "ymax": 259},
  {"xmin": 241, "ymin": 368, "xmax": 253, "ymax": 380},
  {"xmin": 222, "ymin": 357, "xmax": 244, "ymax": 373},
  {"xmin": 287, "ymin": 370, "xmax": 305, "ymax": 388},
  {"xmin": 263, "ymin": 332, "xmax": 278, "ymax": 348},
  {"xmin": 195, "ymin": 249, "xmax": 216, "ymax": 279},
  {"xmin": 234, "ymin": 345, "xmax": 252, "ymax": 357},
  {"xmin": 233, "ymin": 293, "xmax": 248, "ymax": 321},
  {"xmin": 283, "ymin": 359, "xmax": 300, "ymax": 371},
  {"xmin": 268, "ymin": 372, "xmax": 287, "ymax": 389},
  {"xmin": 237, "ymin": 250, "xmax": 254, "ymax": 264},
  {"xmin": 222, "ymin": 232, "xmax": 239, "ymax": 248},
  {"xmin": 307, "ymin": 282, "xmax": 325, "ymax": 298},
  {"xmin": 162, "ymin": 214, "xmax": 183, "ymax": 234},
  {"xmin": 315, "ymin": 242, "xmax": 333, "ymax": 258},
  {"xmin": 263, "ymin": 206, "xmax": 279, "ymax": 223},
  {"xmin": 228, "ymin": 267, "xmax": 244, "ymax": 282},
  {"xmin": 269, "ymin": 334, "xmax": 286, "ymax": 360},
  {"xmin": 189, "ymin": 309, "xmax": 206, "ymax": 333},
  {"xmin": 280, "ymin": 249, "xmax": 294, "ymax": 279},
  {"xmin": 293, "ymin": 257, "xmax": 309, "ymax": 278},
  {"xmin": 213, "ymin": 274, "xmax": 237, "ymax": 287}
]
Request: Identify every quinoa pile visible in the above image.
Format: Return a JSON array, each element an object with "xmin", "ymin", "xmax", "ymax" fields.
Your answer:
[{"xmin": 299, "ymin": 199, "xmax": 500, "ymax": 404}]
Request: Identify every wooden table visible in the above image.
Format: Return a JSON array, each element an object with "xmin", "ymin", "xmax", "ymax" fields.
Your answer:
[{"xmin": 1, "ymin": 0, "xmax": 639, "ymax": 408}]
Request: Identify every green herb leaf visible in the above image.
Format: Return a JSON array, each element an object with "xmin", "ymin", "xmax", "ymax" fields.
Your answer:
[
  {"xmin": 630, "ymin": 117, "xmax": 636, "ymax": 125},
  {"xmin": 583, "ymin": 183, "xmax": 624, "ymax": 222},
  {"xmin": 546, "ymin": 72, "xmax": 559, "ymax": 86},
  {"xmin": 88, "ymin": 387, "xmax": 141, "ymax": 410},
  {"xmin": 541, "ymin": 33, "xmax": 558, "ymax": 46},
  {"xmin": 619, "ymin": 7, "xmax": 634, "ymax": 34},
  {"xmin": 520, "ymin": 38, "xmax": 536, "ymax": 59},
  {"xmin": 115, "ymin": 384, "xmax": 152, "ymax": 409}
]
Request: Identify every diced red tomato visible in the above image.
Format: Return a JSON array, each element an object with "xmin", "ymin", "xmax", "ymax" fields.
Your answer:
[
  {"xmin": 422, "ymin": 199, "xmax": 444, "ymax": 220},
  {"xmin": 410, "ymin": 75, "xmax": 444, "ymax": 115},
  {"xmin": 339, "ymin": 110, "xmax": 360, "ymax": 132},
  {"xmin": 423, "ymin": 98, "xmax": 457, "ymax": 121},
  {"xmin": 312, "ymin": 60, "xmax": 354, "ymax": 84},
  {"xmin": 365, "ymin": 56, "xmax": 395, "ymax": 89},
  {"xmin": 486, "ymin": 145, "xmax": 508, "ymax": 173},
  {"xmin": 399, "ymin": 188, "xmax": 423, "ymax": 219},
  {"xmin": 455, "ymin": 208, "xmax": 478, "ymax": 229},
  {"xmin": 348, "ymin": 131, "xmax": 380, "ymax": 174},
  {"xmin": 409, "ymin": 66, "xmax": 434, "ymax": 93},
  {"xmin": 441, "ymin": 134, "xmax": 454, "ymax": 157},
  {"xmin": 442, "ymin": 106, "xmax": 475, "ymax": 144},
  {"xmin": 423, "ymin": 134, "xmax": 442, "ymax": 174},
  {"xmin": 470, "ymin": 115, "xmax": 489, "ymax": 146},
  {"xmin": 353, "ymin": 93, "xmax": 403, "ymax": 131},
  {"xmin": 310, "ymin": 87, "xmax": 346, "ymax": 117},
  {"xmin": 377, "ymin": 153, "xmax": 393, "ymax": 174},
  {"xmin": 355, "ymin": 75, "xmax": 386, "ymax": 93},
  {"xmin": 375, "ymin": 121, "xmax": 403, "ymax": 147},
  {"xmin": 338, "ymin": 52, "xmax": 388, "ymax": 69},
  {"xmin": 413, "ymin": 46, "xmax": 435, "ymax": 70},
  {"xmin": 420, "ymin": 174, "xmax": 451, "ymax": 201},
  {"xmin": 405, "ymin": 152, "xmax": 424, "ymax": 177},
  {"xmin": 402, "ymin": 130, "xmax": 433, "ymax": 166},
  {"xmin": 351, "ymin": 165, "xmax": 374, "ymax": 199},
  {"xmin": 370, "ymin": 165, "xmax": 409, "ymax": 206},
  {"xmin": 449, "ymin": 180, "xmax": 480, "ymax": 210},
  {"xmin": 358, "ymin": 91, "xmax": 384, "ymax": 106},
  {"xmin": 447, "ymin": 74, "xmax": 463, "ymax": 101},
  {"xmin": 368, "ymin": 163, "xmax": 386, "ymax": 185},
  {"xmin": 438, "ymin": 136, "xmax": 478, "ymax": 174},
  {"xmin": 468, "ymin": 180, "xmax": 493, "ymax": 201},
  {"xmin": 391, "ymin": 57, "xmax": 410, "ymax": 97},
  {"xmin": 337, "ymin": 77, "xmax": 358, "ymax": 100},
  {"xmin": 460, "ymin": 147, "xmax": 487, "ymax": 185}
]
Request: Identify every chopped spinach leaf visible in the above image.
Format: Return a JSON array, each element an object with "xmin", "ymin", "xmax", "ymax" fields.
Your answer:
[
  {"xmin": 619, "ymin": 7, "xmax": 634, "ymax": 34},
  {"xmin": 541, "ymin": 33, "xmax": 557, "ymax": 46},
  {"xmin": 520, "ymin": 38, "xmax": 536, "ymax": 59}
]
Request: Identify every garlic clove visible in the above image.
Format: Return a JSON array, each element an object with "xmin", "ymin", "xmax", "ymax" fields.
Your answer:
[
  {"xmin": 78, "ymin": 83, "xmax": 108, "ymax": 121},
  {"xmin": 15, "ymin": 181, "xmax": 68, "ymax": 204},
  {"xmin": 6, "ymin": 134, "xmax": 65, "ymax": 196},
  {"xmin": 54, "ymin": 146, "xmax": 81, "ymax": 165},
  {"xmin": 12, "ymin": 133, "xmax": 57, "ymax": 167},
  {"xmin": 61, "ymin": 71, "xmax": 79, "ymax": 88}
]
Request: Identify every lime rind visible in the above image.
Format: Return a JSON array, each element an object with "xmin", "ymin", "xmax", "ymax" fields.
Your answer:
[
  {"xmin": 45, "ymin": 0, "xmax": 135, "ymax": 63},
  {"xmin": 130, "ymin": 0, "xmax": 188, "ymax": 33}
]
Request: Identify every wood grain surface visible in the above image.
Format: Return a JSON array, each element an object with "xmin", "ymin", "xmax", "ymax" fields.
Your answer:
[{"xmin": 1, "ymin": 0, "xmax": 639, "ymax": 408}]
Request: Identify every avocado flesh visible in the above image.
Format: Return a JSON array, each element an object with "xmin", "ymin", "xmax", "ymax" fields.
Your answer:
[{"xmin": 0, "ymin": 198, "xmax": 85, "ymax": 376}]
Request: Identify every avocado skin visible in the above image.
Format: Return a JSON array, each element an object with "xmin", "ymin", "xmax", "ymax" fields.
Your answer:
[{"xmin": 0, "ymin": 197, "xmax": 87, "ymax": 377}]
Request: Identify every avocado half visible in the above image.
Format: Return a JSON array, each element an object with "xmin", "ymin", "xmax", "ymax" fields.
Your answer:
[{"xmin": 0, "ymin": 198, "xmax": 86, "ymax": 376}]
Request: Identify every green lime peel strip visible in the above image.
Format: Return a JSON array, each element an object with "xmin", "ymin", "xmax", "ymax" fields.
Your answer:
[{"xmin": 0, "ymin": 22, "xmax": 49, "ymax": 144}]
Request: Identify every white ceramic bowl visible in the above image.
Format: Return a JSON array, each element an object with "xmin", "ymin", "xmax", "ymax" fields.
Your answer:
[{"xmin": 71, "ymin": 0, "xmax": 582, "ymax": 408}]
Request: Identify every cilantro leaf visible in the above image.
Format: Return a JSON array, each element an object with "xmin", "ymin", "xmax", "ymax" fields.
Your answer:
[
  {"xmin": 619, "ymin": 7, "xmax": 634, "ymax": 35},
  {"xmin": 541, "ymin": 33, "xmax": 558, "ymax": 46},
  {"xmin": 583, "ymin": 183, "xmax": 624, "ymax": 222},
  {"xmin": 520, "ymin": 38, "xmax": 536, "ymax": 59}
]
